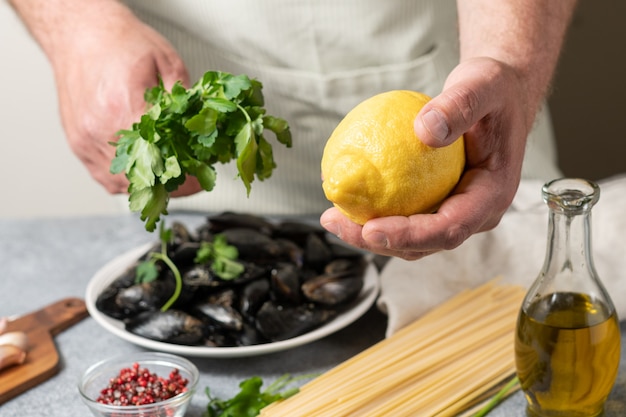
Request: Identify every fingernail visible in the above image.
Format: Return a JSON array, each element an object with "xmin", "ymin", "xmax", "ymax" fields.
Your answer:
[
  {"xmin": 421, "ymin": 109, "xmax": 450, "ymax": 143},
  {"xmin": 366, "ymin": 231, "xmax": 389, "ymax": 248},
  {"xmin": 322, "ymin": 221, "xmax": 341, "ymax": 238}
]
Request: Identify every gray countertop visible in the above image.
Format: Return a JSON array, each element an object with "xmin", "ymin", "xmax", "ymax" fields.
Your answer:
[{"xmin": 1, "ymin": 213, "xmax": 625, "ymax": 416}]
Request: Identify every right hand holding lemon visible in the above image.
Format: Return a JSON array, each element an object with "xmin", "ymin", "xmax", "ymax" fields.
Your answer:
[
  {"xmin": 321, "ymin": 90, "xmax": 465, "ymax": 226},
  {"xmin": 320, "ymin": 58, "xmax": 531, "ymax": 260}
]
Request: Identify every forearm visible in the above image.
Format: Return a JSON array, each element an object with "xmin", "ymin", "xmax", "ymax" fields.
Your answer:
[
  {"xmin": 7, "ymin": 0, "xmax": 134, "ymax": 67},
  {"xmin": 456, "ymin": 0, "xmax": 577, "ymax": 124}
]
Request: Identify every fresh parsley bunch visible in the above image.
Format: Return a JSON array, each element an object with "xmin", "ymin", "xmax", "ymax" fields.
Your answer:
[{"xmin": 110, "ymin": 71, "xmax": 292, "ymax": 232}]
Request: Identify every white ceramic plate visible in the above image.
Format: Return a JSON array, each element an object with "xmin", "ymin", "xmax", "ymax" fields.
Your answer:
[{"xmin": 85, "ymin": 243, "xmax": 380, "ymax": 358}]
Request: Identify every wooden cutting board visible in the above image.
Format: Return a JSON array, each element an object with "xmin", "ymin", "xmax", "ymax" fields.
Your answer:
[{"xmin": 0, "ymin": 298, "xmax": 88, "ymax": 405}]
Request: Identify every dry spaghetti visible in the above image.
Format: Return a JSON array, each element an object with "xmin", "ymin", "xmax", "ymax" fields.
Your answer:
[{"xmin": 260, "ymin": 279, "xmax": 525, "ymax": 417}]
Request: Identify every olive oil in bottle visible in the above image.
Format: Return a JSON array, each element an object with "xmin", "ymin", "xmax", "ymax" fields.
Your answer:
[
  {"xmin": 516, "ymin": 292, "xmax": 621, "ymax": 417},
  {"xmin": 515, "ymin": 179, "xmax": 621, "ymax": 417}
]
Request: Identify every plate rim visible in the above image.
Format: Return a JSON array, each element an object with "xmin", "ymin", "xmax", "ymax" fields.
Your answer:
[{"xmin": 85, "ymin": 242, "xmax": 380, "ymax": 358}]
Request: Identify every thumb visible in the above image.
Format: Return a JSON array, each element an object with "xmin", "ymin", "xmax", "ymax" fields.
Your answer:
[{"xmin": 414, "ymin": 87, "xmax": 482, "ymax": 148}]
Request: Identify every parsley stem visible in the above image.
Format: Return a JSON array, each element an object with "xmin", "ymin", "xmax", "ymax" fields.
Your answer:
[
  {"xmin": 237, "ymin": 103, "xmax": 252, "ymax": 123},
  {"xmin": 152, "ymin": 250, "xmax": 183, "ymax": 312},
  {"xmin": 472, "ymin": 376, "xmax": 520, "ymax": 417}
]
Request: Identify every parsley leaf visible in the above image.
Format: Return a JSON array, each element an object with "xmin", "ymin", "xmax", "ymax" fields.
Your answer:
[
  {"xmin": 205, "ymin": 374, "xmax": 316, "ymax": 417},
  {"xmin": 195, "ymin": 235, "xmax": 245, "ymax": 280},
  {"xmin": 111, "ymin": 71, "xmax": 292, "ymax": 232}
]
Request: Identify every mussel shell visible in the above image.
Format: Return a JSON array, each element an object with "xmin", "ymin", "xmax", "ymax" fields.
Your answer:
[
  {"xmin": 301, "ymin": 274, "xmax": 364, "ymax": 306},
  {"xmin": 97, "ymin": 268, "xmax": 182, "ymax": 320},
  {"xmin": 193, "ymin": 303, "xmax": 243, "ymax": 332},
  {"xmin": 270, "ymin": 262, "xmax": 302, "ymax": 304},
  {"xmin": 236, "ymin": 323, "xmax": 268, "ymax": 346},
  {"xmin": 220, "ymin": 228, "xmax": 284, "ymax": 262},
  {"xmin": 95, "ymin": 268, "xmax": 137, "ymax": 320},
  {"xmin": 272, "ymin": 221, "xmax": 326, "ymax": 246},
  {"xmin": 169, "ymin": 221, "xmax": 196, "ymax": 246},
  {"xmin": 208, "ymin": 212, "xmax": 275, "ymax": 235},
  {"xmin": 192, "ymin": 289, "xmax": 243, "ymax": 332},
  {"xmin": 169, "ymin": 241, "xmax": 202, "ymax": 267},
  {"xmin": 182, "ymin": 264, "xmax": 217, "ymax": 287},
  {"xmin": 115, "ymin": 277, "xmax": 176, "ymax": 313},
  {"xmin": 182, "ymin": 261, "xmax": 267, "ymax": 287},
  {"xmin": 301, "ymin": 258, "xmax": 367, "ymax": 306},
  {"xmin": 274, "ymin": 238, "xmax": 305, "ymax": 268},
  {"xmin": 303, "ymin": 233, "xmax": 333, "ymax": 271},
  {"xmin": 125, "ymin": 310, "xmax": 205, "ymax": 345},
  {"xmin": 255, "ymin": 301, "xmax": 337, "ymax": 342},
  {"xmin": 239, "ymin": 279, "xmax": 271, "ymax": 320}
]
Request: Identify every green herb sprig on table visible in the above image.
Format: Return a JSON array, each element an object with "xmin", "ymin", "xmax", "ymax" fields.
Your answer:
[
  {"xmin": 205, "ymin": 374, "xmax": 317, "ymax": 417},
  {"xmin": 110, "ymin": 71, "xmax": 292, "ymax": 232}
]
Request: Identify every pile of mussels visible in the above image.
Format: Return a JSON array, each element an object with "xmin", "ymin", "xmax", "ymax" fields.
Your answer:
[{"xmin": 96, "ymin": 212, "xmax": 368, "ymax": 347}]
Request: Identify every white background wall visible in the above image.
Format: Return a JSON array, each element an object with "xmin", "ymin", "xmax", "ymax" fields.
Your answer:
[{"xmin": 1, "ymin": 2, "xmax": 124, "ymax": 219}]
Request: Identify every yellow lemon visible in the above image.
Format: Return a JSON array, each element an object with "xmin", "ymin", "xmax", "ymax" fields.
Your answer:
[{"xmin": 321, "ymin": 90, "xmax": 465, "ymax": 225}]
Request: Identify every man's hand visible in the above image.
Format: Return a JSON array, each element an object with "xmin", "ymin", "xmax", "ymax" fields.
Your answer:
[
  {"xmin": 9, "ymin": 0, "xmax": 196, "ymax": 194},
  {"xmin": 320, "ymin": 58, "xmax": 528, "ymax": 260}
]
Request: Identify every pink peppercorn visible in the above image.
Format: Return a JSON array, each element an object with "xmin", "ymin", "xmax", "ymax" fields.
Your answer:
[{"xmin": 96, "ymin": 362, "xmax": 189, "ymax": 406}]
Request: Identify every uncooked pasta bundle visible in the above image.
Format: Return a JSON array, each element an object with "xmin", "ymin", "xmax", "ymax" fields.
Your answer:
[{"xmin": 260, "ymin": 279, "xmax": 525, "ymax": 417}]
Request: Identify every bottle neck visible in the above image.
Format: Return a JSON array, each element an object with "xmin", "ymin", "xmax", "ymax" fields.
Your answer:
[{"xmin": 542, "ymin": 207, "xmax": 597, "ymax": 282}]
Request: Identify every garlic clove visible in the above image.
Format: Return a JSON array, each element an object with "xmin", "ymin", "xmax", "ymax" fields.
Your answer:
[
  {"xmin": 0, "ymin": 331, "xmax": 29, "ymax": 351},
  {"xmin": 0, "ymin": 345, "xmax": 27, "ymax": 372}
]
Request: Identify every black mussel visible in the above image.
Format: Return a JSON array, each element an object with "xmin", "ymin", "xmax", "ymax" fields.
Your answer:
[
  {"xmin": 220, "ymin": 228, "xmax": 283, "ymax": 262},
  {"xmin": 170, "ymin": 221, "xmax": 195, "ymax": 246},
  {"xmin": 114, "ymin": 275, "xmax": 176, "ymax": 316},
  {"xmin": 125, "ymin": 310, "xmax": 205, "ymax": 345},
  {"xmin": 193, "ymin": 303, "xmax": 243, "ymax": 332},
  {"xmin": 169, "ymin": 241, "xmax": 202, "ymax": 267},
  {"xmin": 270, "ymin": 262, "xmax": 302, "ymax": 304},
  {"xmin": 235, "ymin": 262, "xmax": 269, "ymax": 283},
  {"xmin": 182, "ymin": 264, "xmax": 218, "ymax": 287},
  {"xmin": 209, "ymin": 287, "xmax": 238, "ymax": 306},
  {"xmin": 301, "ymin": 275, "xmax": 364, "ymax": 306},
  {"xmin": 236, "ymin": 323, "xmax": 268, "ymax": 346},
  {"xmin": 95, "ymin": 267, "xmax": 137, "ymax": 319},
  {"xmin": 273, "ymin": 221, "xmax": 326, "ymax": 246},
  {"xmin": 303, "ymin": 232, "xmax": 333, "ymax": 271},
  {"xmin": 208, "ymin": 212, "xmax": 275, "ymax": 235},
  {"xmin": 301, "ymin": 258, "xmax": 366, "ymax": 306},
  {"xmin": 195, "ymin": 223, "xmax": 214, "ymax": 243},
  {"xmin": 255, "ymin": 301, "xmax": 337, "ymax": 341},
  {"xmin": 203, "ymin": 326, "xmax": 236, "ymax": 347},
  {"xmin": 183, "ymin": 261, "xmax": 267, "ymax": 287},
  {"xmin": 239, "ymin": 278, "xmax": 270, "ymax": 320},
  {"xmin": 192, "ymin": 289, "xmax": 243, "ymax": 332},
  {"xmin": 275, "ymin": 238, "xmax": 305, "ymax": 267},
  {"xmin": 324, "ymin": 257, "xmax": 366, "ymax": 275}
]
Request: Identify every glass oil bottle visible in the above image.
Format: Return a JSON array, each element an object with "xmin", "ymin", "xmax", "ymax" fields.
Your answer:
[{"xmin": 515, "ymin": 178, "xmax": 621, "ymax": 417}]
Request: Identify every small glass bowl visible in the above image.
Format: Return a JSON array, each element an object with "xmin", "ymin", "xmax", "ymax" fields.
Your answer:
[{"xmin": 78, "ymin": 351, "xmax": 199, "ymax": 417}]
